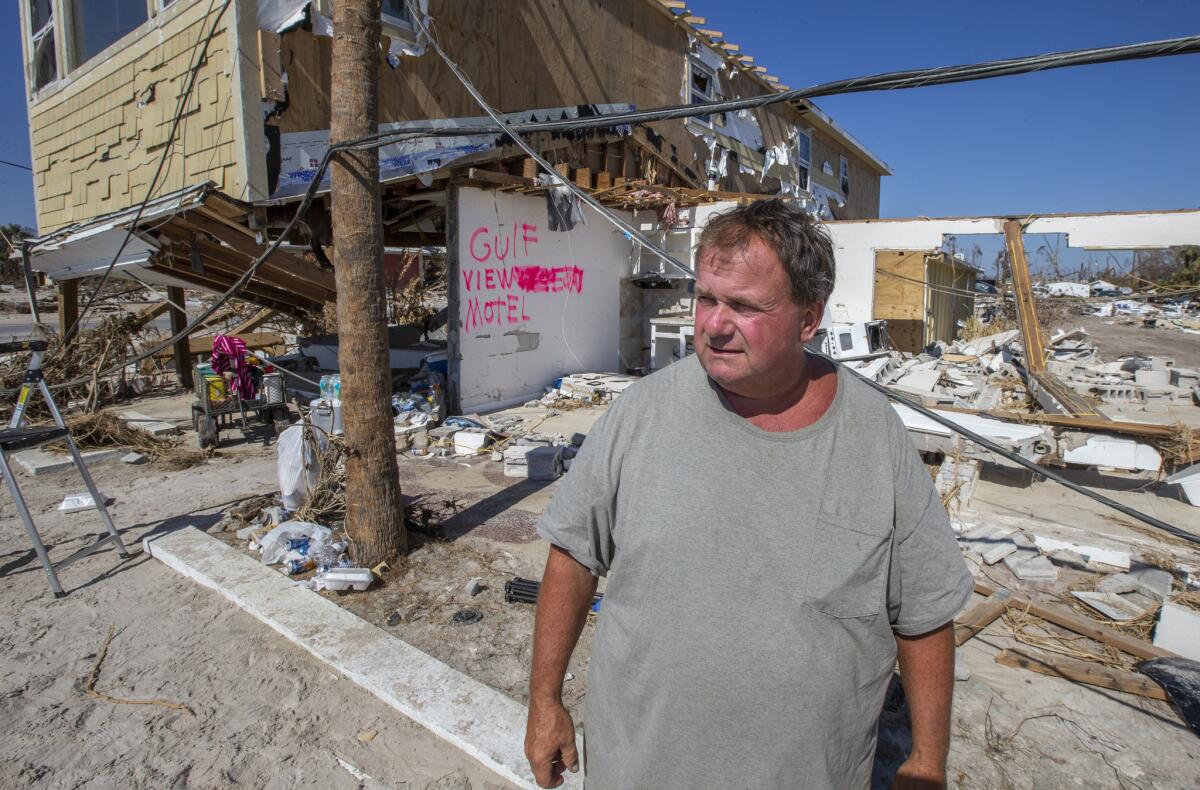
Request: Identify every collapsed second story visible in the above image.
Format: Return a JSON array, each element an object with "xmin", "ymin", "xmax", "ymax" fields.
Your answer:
[{"xmin": 19, "ymin": 0, "xmax": 891, "ymax": 239}]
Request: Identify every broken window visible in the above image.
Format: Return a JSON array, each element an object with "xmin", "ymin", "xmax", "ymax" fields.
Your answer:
[
  {"xmin": 381, "ymin": 0, "xmax": 415, "ymax": 30},
  {"xmin": 69, "ymin": 0, "xmax": 148, "ymax": 68},
  {"xmin": 688, "ymin": 56, "xmax": 724, "ymax": 127},
  {"xmin": 839, "ymin": 154, "xmax": 850, "ymax": 197},
  {"xmin": 794, "ymin": 130, "xmax": 812, "ymax": 191},
  {"xmin": 28, "ymin": 0, "xmax": 57, "ymax": 91}
]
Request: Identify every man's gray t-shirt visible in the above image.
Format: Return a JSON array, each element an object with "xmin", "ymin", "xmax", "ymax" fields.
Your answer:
[{"xmin": 537, "ymin": 354, "xmax": 973, "ymax": 790}]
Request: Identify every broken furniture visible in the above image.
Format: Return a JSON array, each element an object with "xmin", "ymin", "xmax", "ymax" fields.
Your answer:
[
  {"xmin": 0, "ymin": 336, "xmax": 130, "ymax": 597},
  {"xmin": 649, "ymin": 316, "xmax": 694, "ymax": 371}
]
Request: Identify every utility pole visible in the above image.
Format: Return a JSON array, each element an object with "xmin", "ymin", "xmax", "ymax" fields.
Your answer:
[{"xmin": 330, "ymin": 0, "xmax": 406, "ymax": 566}]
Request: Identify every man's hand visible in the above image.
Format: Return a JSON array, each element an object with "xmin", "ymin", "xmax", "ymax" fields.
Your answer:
[
  {"xmin": 525, "ymin": 700, "xmax": 579, "ymax": 788},
  {"xmin": 892, "ymin": 756, "xmax": 947, "ymax": 789}
]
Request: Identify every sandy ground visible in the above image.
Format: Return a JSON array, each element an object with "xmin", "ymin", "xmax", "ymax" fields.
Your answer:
[
  {"xmin": 1072, "ymin": 314, "xmax": 1200, "ymax": 370},
  {"xmin": 0, "ymin": 392, "xmax": 513, "ymax": 790},
  {"xmin": 4, "ymin": 308, "xmax": 1200, "ymax": 788}
]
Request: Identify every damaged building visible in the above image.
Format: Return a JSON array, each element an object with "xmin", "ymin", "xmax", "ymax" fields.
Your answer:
[{"xmin": 18, "ymin": 0, "xmax": 890, "ymax": 410}]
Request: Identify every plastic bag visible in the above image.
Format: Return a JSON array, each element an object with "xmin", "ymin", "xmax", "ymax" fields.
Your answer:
[
  {"xmin": 258, "ymin": 520, "xmax": 333, "ymax": 565},
  {"xmin": 277, "ymin": 424, "xmax": 327, "ymax": 510}
]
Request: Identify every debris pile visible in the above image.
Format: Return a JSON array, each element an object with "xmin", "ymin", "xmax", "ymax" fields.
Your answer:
[{"xmin": 846, "ymin": 322, "xmax": 1200, "ymax": 476}]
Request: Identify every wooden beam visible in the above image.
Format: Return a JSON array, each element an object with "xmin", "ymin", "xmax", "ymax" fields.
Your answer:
[
  {"xmin": 466, "ymin": 167, "xmax": 535, "ymax": 188},
  {"xmin": 763, "ymin": 75, "xmax": 780, "ymax": 83},
  {"xmin": 154, "ymin": 332, "xmax": 285, "ymax": 359},
  {"xmin": 521, "ymin": 158, "xmax": 538, "ymax": 180},
  {"xmin": 681, "ymin": 14, "xmax": 704, "ymax": 23},
  {"xmin": 658, "ymin": 0, "xmax": 686, "ymax": 7},
  {"xmin": 166, "ymin": 286, "xmax": 193, "ymax": 390},
  {"xmin": 595, "ymin": 171, "xmax": 613, "ymax": 190},
  {"xmin": 133, "ymin": 300, "xmax": 170, "ymax": 329},
  {"xmin": 995, "ymin": 648, "xmax": 1169, "ymax": 701},
  {"xmin": 954, "ymin": 590, "xmax": 1012, "ymax": 645},
  {"xmin": 1003, "ymin": 219, "xmax": 1047, "ymax": 374},
  {"xmin": 697, "ymin": 29, "xmax": 723, "ymax": 38},
  {"xmin": 58, "ymin": 279, "xmax": 79, "ymax": 346},
  {"xmin": 974, "ymin": 579, "xmax": 1175, "ymax": 661},
  {"xmin": 719, "ymin": 42, "xmax": 740, "ymax": 52},
  {"xmin": 230, "ymin": 307, "xmax": 275, "ymax": 335},
  {"xmin": 575, "ymin": 167, "xmax": 591, "ymax": 189}
]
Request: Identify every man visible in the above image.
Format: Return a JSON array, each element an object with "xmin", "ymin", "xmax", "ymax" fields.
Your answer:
[{"xmin": 524, "ymin": 200, "xmax": 973, "ymax": 789}]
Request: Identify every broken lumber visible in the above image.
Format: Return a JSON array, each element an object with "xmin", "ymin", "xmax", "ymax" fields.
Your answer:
[
  {"xmin": 975, "ymin": 579, "xmax": 1175, "ymax": 661},
  {"xmin": 954, "ymin": 589, "xmax": 1012, "ymax": 645},
  {"xmin": 995, "ymin": 647, "xmax": 1169, "ymax": 701}
]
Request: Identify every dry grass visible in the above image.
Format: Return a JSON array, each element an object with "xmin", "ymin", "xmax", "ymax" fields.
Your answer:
[
  {"xmin": 50, "ymin": 410, "xmax": 212, "ymax": 469},
  {"xmin": 0, "ymin": 314, "xmax": 170, "ymax": 419}
]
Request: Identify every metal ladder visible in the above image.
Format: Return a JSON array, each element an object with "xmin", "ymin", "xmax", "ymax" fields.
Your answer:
[{"xmin": 0, "ymin": 332, "xmax": 130, "ymax": 597}]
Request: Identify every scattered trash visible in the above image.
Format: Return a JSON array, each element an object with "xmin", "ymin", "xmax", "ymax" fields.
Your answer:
[
  {"xmin": 120, "ymin": 452, "xmax": 146, "ymax": 465},
  {"xmin": 451, "ymin": 608, "xmax": 483, "ymax": 625},
  {"xmin": 57, "ymin": 492, "xmax": 111, "ymax": 513},
  {"xmin": 465, "ymin": 577, "xmax": 485, "ymax": 596}
]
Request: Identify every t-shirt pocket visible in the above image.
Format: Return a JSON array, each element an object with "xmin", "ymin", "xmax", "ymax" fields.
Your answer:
[{"xmin": 799, "ymin": 506, "xmax": 892, "ymax": 619}]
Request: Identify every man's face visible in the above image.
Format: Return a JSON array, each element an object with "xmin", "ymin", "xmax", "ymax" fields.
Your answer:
[{"xmin": 694, "ymin": 236, "xmax": 823, "ymax": 398}]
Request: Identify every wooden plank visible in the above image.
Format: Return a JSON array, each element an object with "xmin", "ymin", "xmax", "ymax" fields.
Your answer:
[
  {"xmin": 595, "ymin": 171, "xmax": 612, "ymax": 190},
  {"xmin": 230, "ymin": 307, "xmax": 275, "ymax": 335},
  {"xmin": 1003, "ymin": 219, "xmax": 1047, "ymax": 374},
  {"xmin": 574, "ymin": 167, "xmax": 591, "ymax": 189},
  {"xmin": 167, "ymin": 286, "xmax": 194, "ymax": 390},
  {"xmin": 258, "ymin": 30, "xmax": 285, "ymax": 102},
  {"xmin": 995, "ymin": 648, "xmax": 1169, "ymax": 701},
  {"xmin": 936, "ymin": 405, "xmax": 1199, "ymax": 444},
  {"xmin": 521, "ymin": 158, "xmax": 538, "ymax": 180},
  {"xmin": 955, "ymin": 590, "xmax": 1012, "ymax": 645},
  {"xmin": 465, "ymin": 167, "xmax": 535, "ymax": 188},
  {"xmin": 697, "ymin": 29, "xmax": 723, "ymax": 38},
  {"xmin": 58, "ymin": 279, "xmax": 79, "ymax": 346},
  {"xmin": 154, "ymin": 331, "xmax": 284, "ymax": 358},
  {"xmin": 974, "ymin": 579, "xmax": 1175, "ymax": 661},
  {"xmin": 133, "ymin": 300, "xmax": 170, "ymax": 329},
  {"xmin": 658, "ymin": 0, "xmax": 686, "ymax": 8},
  {"xmin": 553, "ymin": 163, "xmax": 569, "ymax": 179}
]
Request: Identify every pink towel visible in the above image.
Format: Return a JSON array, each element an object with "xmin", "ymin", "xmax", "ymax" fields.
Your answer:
[{"xmin": 211, "ymin": 334, "xmax": 255, "ymax": 399}]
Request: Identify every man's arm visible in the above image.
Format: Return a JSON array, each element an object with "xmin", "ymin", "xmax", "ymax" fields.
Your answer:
[
  {"xmin": 525, "ymin": 545, "xmax": 598, "ymax": 788},
  {"xmin": 893, "ymin": 622, "xmax": 955, "ymax": 789}
]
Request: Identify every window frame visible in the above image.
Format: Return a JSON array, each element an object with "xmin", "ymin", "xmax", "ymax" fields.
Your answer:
[
  {"xmin": 794, "ymin": 129, "xmax": 812, "ymax": 192},
  {"xmin": 65, "ymin": 0, "xmax": 152, "ymax": 73},
  {"xmin": 25, "ymin": 0, "xmax": 61, "ymax": 93},
  {"xmin": 687, "ymin": 53, "xmax": 724, "ymax": 129}
]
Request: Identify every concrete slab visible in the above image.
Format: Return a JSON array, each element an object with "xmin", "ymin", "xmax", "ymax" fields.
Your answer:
[
  {"xmin": 117, "ymin": 410, "xmax": 180, "ymax": 437},
  {"xmin": 144, "ymin": 526, "xmax": 570, "ymax": 790},
  {"xmin": 12, "ymin": 447, "xmax": 124, "ymax": 476}
]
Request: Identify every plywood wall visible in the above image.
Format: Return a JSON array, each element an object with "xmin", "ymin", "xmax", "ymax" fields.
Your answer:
[
  {"xmin": 28, "ymin": 0, "xmax": 242, "ymax": 234},
  {"xmin": 925, "ymin": 252, "xmax": 976, "ymax": 346},
  {"xmin": 872, "ymin": 250, "xmax": 926, "ymax": 353}
]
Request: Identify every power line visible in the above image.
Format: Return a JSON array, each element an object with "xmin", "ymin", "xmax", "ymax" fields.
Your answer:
[
  {"xmin": 18, "ymin": 30, "xmax": 1200, "ymax": 397},
  {"xmin": 412, "ymin": 5, "xmax": 1192, "ymax": 542},
  {"xmin": 0, "ymin": 159, "xmax": 32, "ymax": 171}
]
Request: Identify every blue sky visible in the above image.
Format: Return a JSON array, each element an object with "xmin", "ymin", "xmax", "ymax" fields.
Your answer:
[{"xmin": 1, "ymin": 0, "xmax": 1196, "ymax": 274}]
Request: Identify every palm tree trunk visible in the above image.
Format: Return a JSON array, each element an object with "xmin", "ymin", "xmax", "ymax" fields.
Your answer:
[{"xmin": 330, "ymin": 0, "xmax": 406, "ymax": 566}]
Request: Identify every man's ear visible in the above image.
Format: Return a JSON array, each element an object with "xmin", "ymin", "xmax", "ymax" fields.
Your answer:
[{"xmin": 798, "ymin": 300, "xmax": 826, "ymax": 343}]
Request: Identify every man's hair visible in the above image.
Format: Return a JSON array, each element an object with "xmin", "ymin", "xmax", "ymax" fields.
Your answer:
[{"xmin": 695, "ymin": 199, "xmax": 836, "ymax": 307}]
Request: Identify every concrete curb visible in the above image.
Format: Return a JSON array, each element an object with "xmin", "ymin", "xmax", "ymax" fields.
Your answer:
[
  {"xmin": 14, "ymin": 447, "xmax": 125, "ymax": 476},
  {"xmin": 145, "ymin": 526, "xmax": 578, "ymax": 790}
]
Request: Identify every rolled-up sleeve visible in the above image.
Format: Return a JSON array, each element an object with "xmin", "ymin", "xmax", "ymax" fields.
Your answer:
[
  {"xmin": 536, "ymin": 405, "xmax": 621, "ymax": 577},
  {"xmin": 886, "ymin": 418, "xmax": 974, "ymax": 636}
]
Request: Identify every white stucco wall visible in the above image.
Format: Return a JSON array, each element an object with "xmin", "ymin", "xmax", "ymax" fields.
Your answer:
[
  {"xmin": 455, "ymin": 187, "xmax": 634, "ymax": 411},
  {"xmin": 823, "ymin": 210, "xmax": 1200, "ymax": 324}
]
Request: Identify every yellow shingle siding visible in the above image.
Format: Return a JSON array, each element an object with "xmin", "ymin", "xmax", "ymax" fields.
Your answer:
[{"xmin": 28, "ymin": 1, "xmax": 239, "ymax": 233}]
